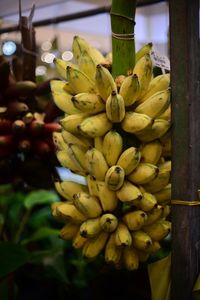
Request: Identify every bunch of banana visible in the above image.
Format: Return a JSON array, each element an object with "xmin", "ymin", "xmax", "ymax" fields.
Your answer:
[{"xmin": 51, "ymin": 36, "xmax": 172, "ymax": 270}]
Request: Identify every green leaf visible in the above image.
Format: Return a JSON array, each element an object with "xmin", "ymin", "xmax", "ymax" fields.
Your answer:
[
  {"xmin": 0, "ymin": 242, "xmax": 30, "ymax": 277},
  {"xmin": 22, "ymin": 227, "xmax": 60, "ymax": 245},
  {"xmin": 28, "ymin": 207, "xmax": 52, "ymax": 228},
  {"xmin": 24, "ymin": 190, "xmax": 59, "ymax": 210}
]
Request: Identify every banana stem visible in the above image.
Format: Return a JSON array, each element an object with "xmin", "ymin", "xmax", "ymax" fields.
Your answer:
[
  {"xmin": 13, "ymin": 209, "xmax": 31, "ymax": 244},
  {"xmin": 111, "ymin": 0, "xmax": 137, "ymax": 78}
]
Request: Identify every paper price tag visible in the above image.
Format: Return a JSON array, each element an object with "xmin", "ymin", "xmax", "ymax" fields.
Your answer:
[{"xmin": 150, "ymin": 50, "xmax": 170, "ymax": 72}]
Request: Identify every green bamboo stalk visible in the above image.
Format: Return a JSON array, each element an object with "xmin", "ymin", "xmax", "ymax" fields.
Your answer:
[{"xmin": 111, "ymin": 0, "xmax": 137, "ymax": 78}]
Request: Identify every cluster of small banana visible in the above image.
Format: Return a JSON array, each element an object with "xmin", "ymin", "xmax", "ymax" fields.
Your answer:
[{"xmin": 51, "ymin": 36, "xmax": 171, "ymax": 270}]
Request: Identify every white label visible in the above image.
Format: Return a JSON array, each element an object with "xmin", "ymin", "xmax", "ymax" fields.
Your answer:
[{"xmin": 150, "ymin": 49, "xmax": 170, "ymax": 72}]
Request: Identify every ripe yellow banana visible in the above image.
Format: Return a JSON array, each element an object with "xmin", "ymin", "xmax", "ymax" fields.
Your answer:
[
  {"xmin": 60, "ymin": 113, "xmax": 88, "ymax": 135},
  {"xmin": 71, "ymin": 92, "xmax": 105, "ymax": 114},
  {"xmin": 106, "ymin": 91, "xmax": 125, "ymax": 123},
  {"xmin": 56, "ymin": 202, "xmax": 87, "ymax": 223},
  {"xmin": 53, "ymin": 58, "xmax": 79, "ymax": 80},
  {"xmin": 122, "ymin": 210, "xmax": 147, "ymax": 231},
  {"xmin": 105, "ymin": 165, "xmax": 125, "ymax": 191},
  {"xmin": 82, "ymin": 231, "xmax": 109, "ymax": 258},
  {"xmin": 135, "ymin": 89, "xmax": 170, "ymax": 119},
  {"xmin": 56, "ymin": 150, "xmax": 85, "ymax": 175},
  {"xmin": 144, "ymin": 205, "xmax": 164, "ymax": 226},
  {"xmin": 117, "ymin": 147, "xmax": 141, "ymax": 175},
  {"xmin": 53, "ymin": 132, "xmax": 68, "ymax": 151},
  {"xmin": 80, "ymin": 217, "xmax": 102, "ymax": 238},
  {"xmin": 103, "ymin": 130, "xmax": 123, "ymax": 166},
  {"xmin": 87, "ymin": 46, "xmax": 105, "ymax": 65},
  {"xmin": 94, "ymin": 136, "xmax": 104, "ymax": 152},
  {"xmin": 105, "ymin": 233, "xmax": 122, "ymax": 265},
  {"xmin": 79, "ymin": 50, "xmax": 97, "ymax": 81},
  {"xmin": 121, "ymin": 112, "xmax": 153, "ymax": 134},
  {"xmin": 95, "ymin": 180, "xmax": 118, "ymax": 212},
  {"xmin": 119, "ymin": 74, "xmax": 140, "ymax": 106},
  {"xmin": 95, "ymin": 64, "xmax": 117, "ymax": 101},
  {"xmin": 51, "ymin": 202, "xmax": 65, "ymax": 218},
  {"xmin": 60, "ymin": 180, "xmax": 88, "ymax": 202},
  {"xmin": 140, "ymin": 140, "xmax": 162, "ymax": 164},
  {"xmin": 60, "ymin": 222, "xmax": 79, "ymax": 240},
  {"xmin": 136, "ymin": 192, "xmax": 157, "ymax": 212},
  {"xmin": 73, "ymin": 192, "xmax": 102, "ymax": 218},
  {"xmin": 143, "ymin": 241, "xmax": 161, "ymax": 254},
  {"xmin": 72, "ymin": 35, "xmax": 91, "ymax": 62},
  {"xmin": 128, "ymin": 163, "xmax": 159, "ymax": 185},
  {"xmin": 153, "ymin": 183, "xmax": 171, "ymax": 205},
  {"xmin": 61, "ymin": 130, "xmax": 92, "ymax": 151},
  {"xmin": 100, "ymin": 213, "xmax": 118, "ymax": 232},
  {"xmin": 85, "ymin": 147, "xmax": 109, "ymax": 180},
  {"xmin": 160, "ymin": 130, "xmax": 171, "ymax": 157},
  {"xmin": 116, "ymin": 180, "xmax": 142, "ymax": 203},
  {"xmin": 52, "ymin": 91, "xmax": 80, "ymax": 114},
  {"xmin": 131, "ymin": 230, "xmax": 152, "ymax": 250},
  {"xmin": 50, "ymin": 79, "xmax": 66, "ymax": 93},
  {"xmin": 143, "ymin": 220, "xmax": 171, "ymax": 241},
  {"xmin": 67, "ymin": 143, "xmax": 87, "ymax": 170},
  {"xmin": 143, "ymin": 168, "xmax": 170, "ymax": 193},
  {"xmin": 54, "ymin": 181, "xmax": 69, "ymax": 200},
  {"xmin": 78, "ymin": 112, "xmax": 112, "ymax": 138},
  {"xmin": 86, "ymin": 175, "xmax": 99, "ymax": 196},
  {"xmin": 123, "ymin": 246, "xmax": 139, "ymax": 271},
  {"xmin": 159, "ymin": 105, "xmax": 171, "ymax": 121},
  {"xmin": 72, "ymin": 230, "xmax": 88, "ymax": 249},
  {"xmin": 162, "ymin": 205, "xmax": 171, "ymax": 218},
  {"xmin": 115, "ymin": 222, "xmax": 132, "ymax": 247},
  {"xmin": 133, "ymin": 53, "xmax": 152, "ymax": 98},
  {"xmin": 135, "ymin": 119, "xmax": 171, "ymax": 142},
  {"xmin": 66, "ymin": 66, "xmax": 96, "ymax": 94},
  {"xmin": 138, "ymin": 73, "xmax": 170, "ymax": 103},
  {"xmin": 135, "ymin": 42, "xmax": 153, "ymax": 63}
]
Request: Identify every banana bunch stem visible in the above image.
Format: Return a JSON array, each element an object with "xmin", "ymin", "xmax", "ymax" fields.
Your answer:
[{"xmin": 111, "ymin": 0, "xmax": 137, "ymax": 77}]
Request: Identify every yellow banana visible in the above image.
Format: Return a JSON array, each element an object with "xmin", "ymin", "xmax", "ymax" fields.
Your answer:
[
  {"xmin": 159, "ymin": 105, "xmax": 171, "ymax": 121},
  {"xmin": 66, "ymin": 65, "xmax": 96, "ymax": 94},
  {"xmin": 105, "ymin": 233, "xmax": 122, "ymax": 265},
  {"xmin": 116, "ymin": 181, "xmax": 142, "ymax": 203},
  {"xmin": 61, "ymin": 130, "xmax": 92, "ymax": 151},
  {"xmin": 135, "ymin": 119, "xmax": 171, "ymax": 142},
  {"xmin": 60, "ymin": 180, "xmax": 88, "ymax": 202},
  {"xmin": 82, "ymin": 231, "xmax": 109, "ymax": 258},
  {"xmin": 85, "ymin": 147, "xmax": 109, "ymax": 180},
  {"xmin": 51, "ymin": 91, "xmax": 80, "ymax": 114},
  {"xmin": 50, "ymin": 79, "xmax": 66, "ymax": 93},
  {"xmin": 121, "ymin": 112, "xmax": 153, "ymax": 134},
  {"xmin": 139, "ymin": 73, "xmax": 170, "ymax": 103},
  {"xmin": 122, "ymin": 210, "xmax": 147, "ymax": 231},
  {"xmin": 160, "ymin": 130, "xmax": 171, "ymax": 157},
  {"xmin": 136, "ymin": 192, "xmax": 157, "ymax": 212},
  {"xmin": 80, "ymin": 217, "xmax": 102, "ymax": 238},
  {"xmin": 115, "ymin": 222, "xmax": 132, "ymax": 247},
  {"xmin": 54, "ymin": 181, "xmax": 69, "ymax": 200},
  {"xmin": 135, "ymin": 89, "xmax": 170, "ymax": 119},
  {"xmin": 103, "ymin": 130, "xmax": 123, "ymax": 167},
  {"xmin": 95, "ymin": 180, "xmax": 118, "ymax": 212},
  {"xmin": 117, "ymin": 147, "xmax": 141, "ymax": 175},
  {"xmin": 100, "ymin": 213, "xmax": 118, "ymax": 232},
  {"xmin": 159, "ymin": 160, "xmax": 171, "ymax": 172},
  {"xmin": 143, "ymin": 220, "xmax": 171, "ymax": 241},
  {"xmin": 51, "ymin": 202, "xmax": 64, "ymax": 218},
  {"xmin": 143, "ymin": 241, "xmax": 161, "ymax": 254},
  {"xmin": 162, "ymin": 205, "xmax": 171, "ymax": 218},
  {"xmin": 87, "ymin": 46, "xmax": 105, "ymax": 65},
  {"xmin": 56, "ymin": 150, "xmax": 85, "ymax": 175},
  {"xmin": 53, "ymin": 58, "xmax": 79, "ymax": 80},
  {"xmin": 56, "ymin": 202, "xmax": 87, "ymax": 224},
  {"xmin": 95, "ymin": 64, "xmax": 117, "ymax": 101},
  {"xmin": 106, "ymin": 91, "xmax": 125, "ymax": 123},
  {"xmin": 94, "ymin": 136, "xmax": 104, "ymax": 153},
  {"xmin": 144, "ymin": 205, "xmax": 164, "ymax": 226},
  {"xmin": 131, "ymin": 230, "xmax": 152, "ymax": 250},
  {"xmin": 60, "ymin": 113, "xmax": 88, "ymax": 134},
  {"xmin": 123, "ymin": 246, "xmax": 139, "ymax": 271},
  {"xmin": 72, "ymin": 230, "xmax": 87, "ymax": 249},
  {"xmin": 119, "ymin": 74, "xmax": 140, "ymax": 106},
  {"xmin": 67, "ymin": 143, "xmax": 87, "ymax": 170},
  {"xmin": 73, "ymin": 192, "xmax": 102, "ymax": 218},
  {"xmin": 140, "ymin": 140, "xmax": 162, "ymax": 164},
  {"xmin": 143, "ymin": 168, "xmax": 170, "ymax": 193},
  {"xmin": 53, "ymin": 132, "xmax": 68, "ymax": 151},
  {"xmin": 135, "ymin": 42, "xmax": 153, "ymax": 63},
  {"xmin": 78, "ymin": 112, "xmax": 112, "ymax": 138},
  {"xmin": 86, "ymin": 175, "xmax": 99, "ymax": 196},
  {"xmin": 153, "ymin": 183, "xmax": 171, "ymax": 205},
  {"xmin": 105, "ymin": 165, "xmax": 125, "ymax": 191},
  {"xmin": 133, "ymin": 53, "xmax": 152, "ymax": 98},
  {"xmin": 79, "ymin": 50, "xmax": 97, "ymax": 81},
  {"xmin": 72, "ymin": 35, "xmax": 91, "ymax": 62},
  {"xmin": 71, "ymin": 92, "xmax": 105, "ymax": 114},
  {"xmin": 60, "ymin": 222, "xmax": 79, "ymax": 240},
  {"xmin": 128, "ymin": 163, "xmax": 159, "ymax": 185}
]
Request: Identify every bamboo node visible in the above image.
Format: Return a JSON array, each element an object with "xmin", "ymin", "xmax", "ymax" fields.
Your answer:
[{"xmin": 112, "ymin": 32, "xmax": 135, "ymax": 40}]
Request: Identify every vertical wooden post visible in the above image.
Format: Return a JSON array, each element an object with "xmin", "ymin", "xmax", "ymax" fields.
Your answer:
[{"xmin": 169, "ymin": 0, "xmax": 200, "ymax": 299}]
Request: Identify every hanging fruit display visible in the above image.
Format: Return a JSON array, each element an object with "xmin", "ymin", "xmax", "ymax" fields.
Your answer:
[{"xmin": 51, "ymin": 34, "xmax": 171, "ymax": 271}]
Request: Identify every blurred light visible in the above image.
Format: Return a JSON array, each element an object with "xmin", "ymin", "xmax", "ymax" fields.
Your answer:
[
  {"xmin": 41, "ymin": 41, "xmax": 52, "ymax": 51},
  {"xmin": 2, "ymin": 41, "xmax": 16, "ymax": 56},
  {"xmin": 62, "ymin": 51, "xmax": 73, "ymax": 61},
  {"xmin": 36, "ymin": 65, "xmax": 47, "ymax": 76},
  {"xmin": 41, "ymin": 52, "xmax": 55, "ymax": 64}
]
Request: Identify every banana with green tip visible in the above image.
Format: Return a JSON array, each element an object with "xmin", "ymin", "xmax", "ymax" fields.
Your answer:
[
  {"xmin": 115, "ymin": 222, "xmax": 132, "ymax": 247},
  {"xmin": 140, "ymin": 140, "xmax": 162, "ymax": 164},
  {"xmin": 117, "ymin": 147, "xmax": 141, "ymax": 175},
  {"xmin": 71, "ymin": 92, "xmax": 105, "ymax": 114},
  {"xmin": 103, "ymin": 130, "xmax": 123, "ymax": 166},
  {"xmin": 116, "ymin": 181, "xmax": 142, "ymax": 203},
  {"xmin": 106, "ymin": 91, "xmax": 125, "ymax": 123},
  {"xmin": 80, "ymin": 217, "xmax": 102, "ymax": 238},
  {"xmin": 121, "ymin": 112, "xmax": 153, "ymax": 134},
  {"xmin": 82, "ymin": 231, "xmax": 109, "ymax": 258},
  {"xmin": 100, "ymin": 213, "xmax": 118, "ymax": 232},
  {"xmin": 73, "ymin": 192, "xmax": 102, "ymax": 218},
  {"xmin": 105, "ymin": 165, "xmax": 125, "ymax": 191},
  {"xmin": 128, "ymin": 163, "xmax": 159, "ymax": 185},
  {"xmin": 119, "ymin": 74, "xmax": 140, "ymax": 106},
  {"xmin": 122, "ymin": 210, "xmax": 147, "ymax": 231},
  {"xmin": 85, "ymin": 147, "xmax": 109, "ymax": 180},
  {"xmin": 95, "ymin": 64, "xmax": 117, "ymax": 101}
]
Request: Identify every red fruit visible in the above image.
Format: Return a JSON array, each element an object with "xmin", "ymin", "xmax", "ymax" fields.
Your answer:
[
  {"xmin": 44, "ymin": 122, "xmax": 61, "ymax": 135},
  {"xmin": 29, "ymin": 120, "xmax": 45, "ymax": 136},
  {"xmin": 12, "ymin": 120, "xmax": 26, "ymax": 135},
  {"xmin": 0, "ymin": 119, "xmax": 12, "ymax": 134},
  {"xmin": 6, "ymin": 101, "xmax": 29, "ymax": 117},
  {"xmin": 0, "ymin": 135, "xmax": 14, "ymax": 147},
  {"xmin": 34, "ymin": 139, "xmax": 51, "ymax": 156}
]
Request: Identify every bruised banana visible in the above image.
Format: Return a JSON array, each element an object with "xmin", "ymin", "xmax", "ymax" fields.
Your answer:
[
  {"xmin": 95, "ymin": 64, "xmax": 117, "ymax": 101},
  {"xmin": 71, "ymin": 92, "xmax": 105, "ymax": 114},
  {"xmin": 105, "ymin": 233, "xmax": 122, "ymax": 265},
  {"xmin": 122, "ymin": 210, "xmax": 147, "ymax": 231},
  {"xmin": 82, "ymin": 231, "xmax": 109, "ymax": 258},
  {"xmin": 78, "ymin": 112, "xmax": 112, "ymax": 138},
  {"xmin": 106, "ymin": 91, "xmax": 125, "ymax": 123},
  {"xmin": 128, "ymin": 163, "xmax": 159, "ymax": 185},
  {"xmin": 103, "ymin": 130, "xmax": 123, "ymax": 166},
  {"xmin": 135, "ymin": 88, "xmax": 170, "ymax": 119},
  {"xmin": 119, "ymin": 74, "xmax": 140, "ymax": 106},
  {"xmin": 95, "ymin": 180, "xmax": 118, "ymax": 211},
  {"xmin": 121, "ymin": 112, "xmax": 153, "ymax": 134},
  {"xmin": 60, "ymin": 223, "xmax": 79, "ymax": 240},
  {"xmin": 73, "ymin": 192, "xmax": 102, "ymax": 218},
  {"xmin": 140, "ymin": 140, "xmax": 162, "ymax": 164},
  {"xmin": 117, "ymin": 146, "xmax": 141, "ymax": 175},
  {"xmin": 131, "ymin": 230, "xmax": 152, "ymax": 250},
  {"xmin": 105, "ymin": 165, "xmax": 125, "ymax": 191},
  {"xmin": 123, "ymin": 247, "xmax": 139, "ymax": 271},
  {"xmin": 80, "ymin": 217, "xmax": 102, "ymax": 238},
  {"xmin": 115, "ymin": 222, "xmax": 132, "ymax": 247},
  {"xmin": 116, "ymin": 180, "xmax": 142, "ymax": 203},
  {"xmin": 100, "ymin": 213, "xmax": 118, "ymax": 232},
  {"xmin": 56, "ymin": 202, "xmax": 87, "ymax": 223},
  {"xmin": 85, "ymin": 147, "xmax": 109, "ymax": 180},
  {"xmin": 60, "ymin": 113, "xmax": 88, "ymax": 135}
]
